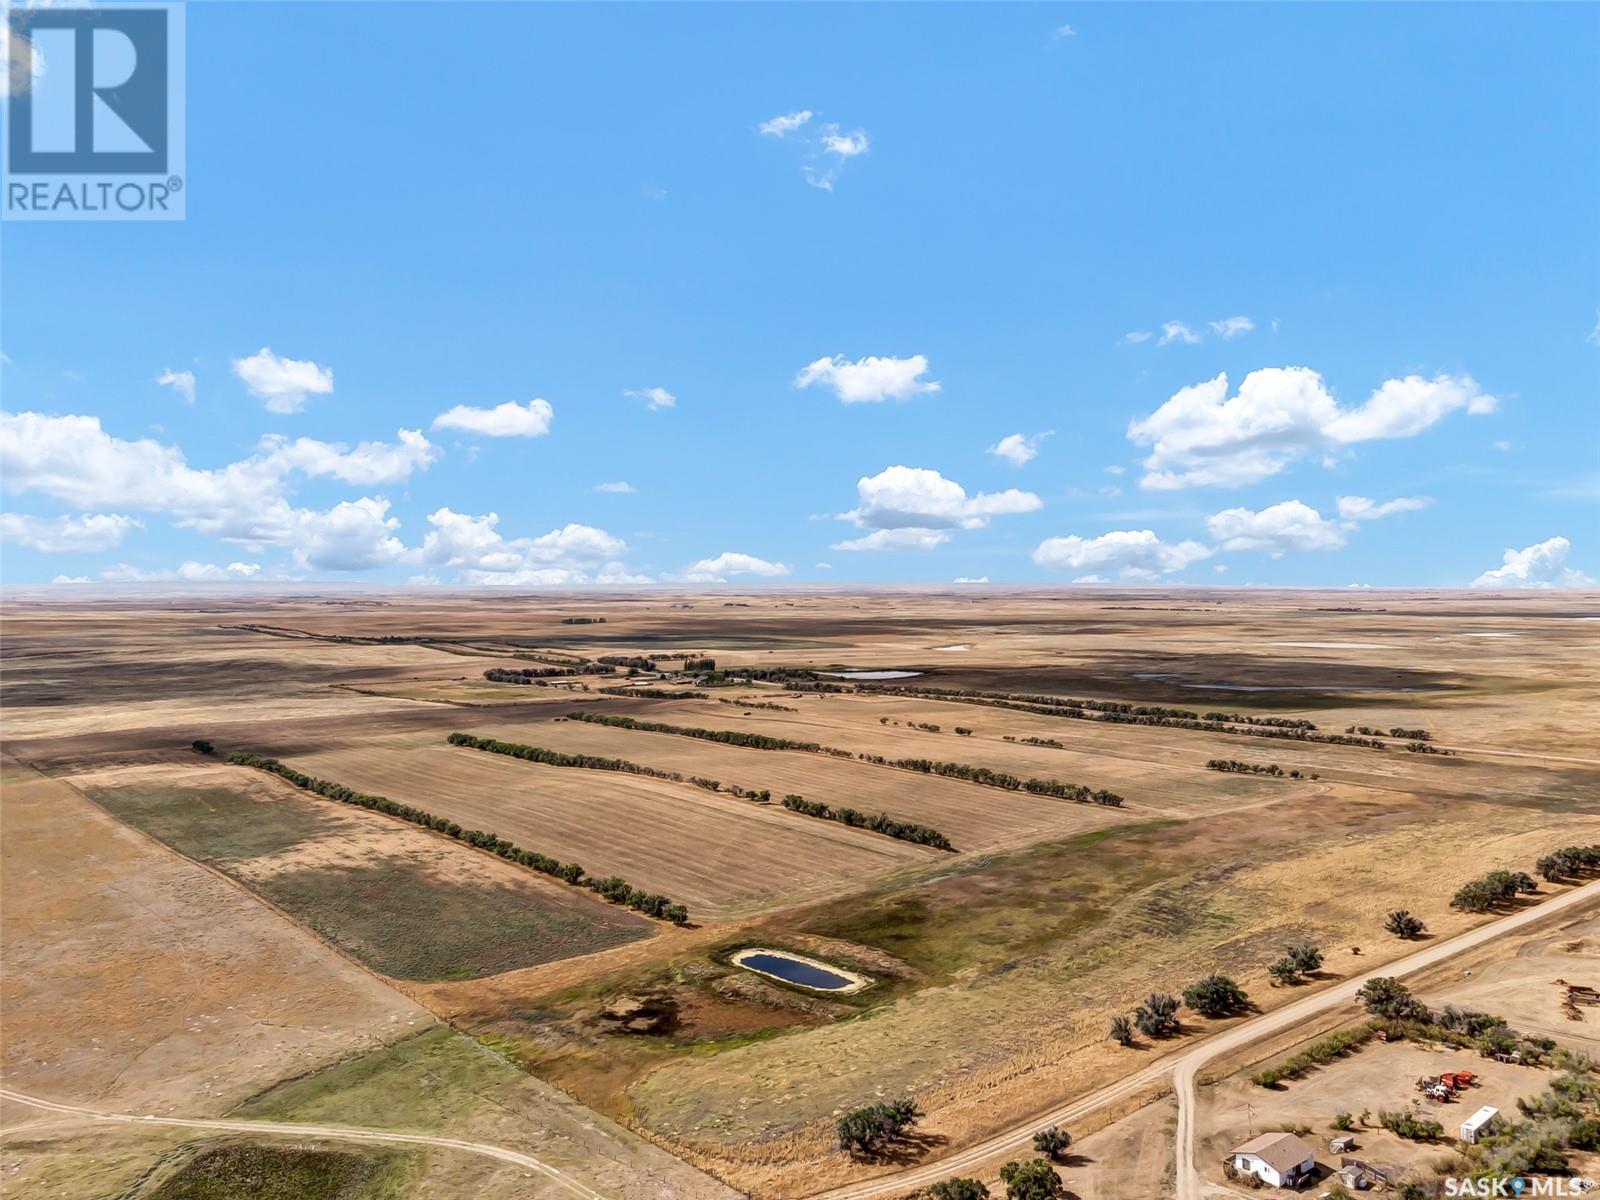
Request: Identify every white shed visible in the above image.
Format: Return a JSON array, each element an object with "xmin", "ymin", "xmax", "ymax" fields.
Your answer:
[
  {"xmin": 1227, "ymin": 1132, "xmax": 1317, "ymax": 1187},
  {"xmin": 1459, "ymin": 1105, "xmax": 1499, "ymax": 1144}
]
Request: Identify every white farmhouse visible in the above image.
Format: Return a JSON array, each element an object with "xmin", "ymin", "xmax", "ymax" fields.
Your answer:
[{"xmin": 1226, "ymin": 1131, "xmax": 1317, "ymax": 1188}]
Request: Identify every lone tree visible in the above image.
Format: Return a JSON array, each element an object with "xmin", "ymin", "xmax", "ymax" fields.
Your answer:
[
  {"xmin": 836, "ymin": 1098, "xmax": 922, "ymax": 1157},
  {"xmin": 999, "ymin": 1159, "xmax": 1066, "ymax": 1200},
  {"xmin": 1384, "ymin": 909, "xmax": 1426, "ymax": 939},
  {"xmin": 1108, "ymin": 1014, "xmax": 1134, "ymax": 1046},
  {"xmin": 191, "ymin": 739, "xmax": 215, "ymax": 755},
  {"xmin": 928, "ymin": 1181, "xmax": 990, "ymax": 1200},
  {"xmin": 1357, "ymin": 976, "xmax": 1428, "ymax": 1021},
  {"xmin": 1032, "ymin": 1125, "xmax": 1072, "ymax": 1162},
  {"xmin": 1183, "ymin": 973, "xmax": 1249, "ymax": 1018},
  {"xmin": 1286, "ymin": 944, "xmax": 1324, "ymax": 974},
  {"xmin": 1268, "ymin": 957, "xmax": 1300, "ymax": 986},
  {"xmin": 1135, "ymin": 992, "xmax": 1180, "ymax": 1039}
]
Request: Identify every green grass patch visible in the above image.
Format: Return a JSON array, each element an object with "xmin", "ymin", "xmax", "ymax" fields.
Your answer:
[
  {"xmin": 90, "ymin": 784, "xmax": 335, "ymax": 862},
  {"xmin": 800, "ymin": 820, "xmax": 1180, "ymax": 982},
  {"xmin": 89, "ymin": 784, "xmax": 649, "ymax": 981},
  {"xmin": 139, "ymin": 1142, "xmax": 411, "ymax": 1200},
  {"xmin": 234, "ymin": 1028, "xmax": 518, "ymax": 1131}
]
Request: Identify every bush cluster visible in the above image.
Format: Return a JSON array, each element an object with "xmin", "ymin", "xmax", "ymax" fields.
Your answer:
[
  {"xmin": 836, "ymin": 1099, "xmax": 921, "ymax": 1156},
  {"xmin": 779, "ymin": 794, "xmax": 953, "ymax": 850},
  {"xmin": 226, "ymin": 750, "xmax": 687, "ymax": 924}
]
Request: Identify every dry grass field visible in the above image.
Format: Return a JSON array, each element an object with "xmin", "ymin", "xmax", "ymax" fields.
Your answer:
[{"xmin": 2, "ymin": 587, "xmax": 1597, "ymax": 1199}]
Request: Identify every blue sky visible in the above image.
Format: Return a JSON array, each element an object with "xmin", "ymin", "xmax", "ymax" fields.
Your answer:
[{"xmin": 2, "ymin": 2, "xmax": 1597, "ymax": 588}]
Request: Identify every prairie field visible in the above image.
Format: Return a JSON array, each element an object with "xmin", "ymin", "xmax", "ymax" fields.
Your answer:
[{"xmin": 2, "ymin": 587, "xmax": 1597, "ymax": 1199}]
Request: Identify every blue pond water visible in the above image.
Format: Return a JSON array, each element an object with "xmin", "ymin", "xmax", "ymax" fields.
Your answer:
[{"xmin": 738, "ymin": 952, "xmax": 855, "ymax": 991}]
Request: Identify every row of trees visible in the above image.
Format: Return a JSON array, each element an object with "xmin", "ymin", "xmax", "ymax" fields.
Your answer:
[
  {"xmin": 1205, "ymin": 759, "xmax": 1318, "ymax": 779},
  {"xmin": 1451, "ymin": 868, "xmax": 1538, "ymax": 913},
  {"xmin": 572, "ymin": 710, "xmax": 1123, "ymax": 804},
  {"xmin": 447, "ymin": 731, "xmax": 703, "ymax": 786},
  {"xmin": 597, "ymin": 655, "xmax": 656, "ymax": 670},
  {"xmin": 566, "ymin": 710, "xmax": 843, "ymax": 754},
  {"xmin": 1537, "ymin": 844, "xmax": 1600, "ymax": 882},
  {"xmin": 856, "ymin": 684, "xmax": 1390, "ymax": 752},
  {"xmin": 484, "ymin": 666, "xmax": 593, "ymax": 682},
  {"xmin": 1202, "ymin": 711, "xmax": 1317, "ymax": 731},
  {"xmin": 854, "ymin": 753, "xmax": 1123, "ymax": 807},
  {"xmin": 596, "ymin": 687, "xmax": 709, "ymax": 699},
  {"xmin": 779, "ymin": 794, "xmax": 954, "ymax": 850},
  {"xmin": 226, "ymin": 749, "xmax": 687, "ymax": 924},
  {"xmin": 718, "ymin": 697, "xmax": 798, "ymax": 712},
  {"xmin": 1346, "ymin": 723, "xmax": 1433, "ymax": 740}
]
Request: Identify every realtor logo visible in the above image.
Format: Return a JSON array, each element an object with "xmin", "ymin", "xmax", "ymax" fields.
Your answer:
[{"xmin": 3, "ymin": 2, "xmax": 186, "ymax": 220}]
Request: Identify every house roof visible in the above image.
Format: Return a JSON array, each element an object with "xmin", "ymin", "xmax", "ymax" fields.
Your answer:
[{"xmin": 1230, "ymin": 1132, "xmax": 1317, "ymax": 1174}]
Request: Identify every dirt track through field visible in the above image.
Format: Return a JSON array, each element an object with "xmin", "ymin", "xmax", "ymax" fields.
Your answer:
[{"xmin": 0, "ymin": 1088, "xmax": 609, "ymax": 1200}]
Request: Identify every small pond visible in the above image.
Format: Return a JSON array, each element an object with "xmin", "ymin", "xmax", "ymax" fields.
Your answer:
[
  {"xmin": 730, "ymin": 948, "xmax": 870, "ymax": 993},
  {"xmin": 818, "ymin": 669, "xmax": 923, "ymax": 681}
]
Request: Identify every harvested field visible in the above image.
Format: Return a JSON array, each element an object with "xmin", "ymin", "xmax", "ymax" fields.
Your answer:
[
  {"xmin": 0, "ymin": 757, "xmax": 431, "ymax": 1117},
  {"xmin": 278, "ymin": 733, "xmax": 941, "ymax": 920},
  {"xmin": 460, "ymin": 712, "xmax": 1133, "ymax": 847},
  {"xmin": 78, "ymin": 762, "xmax": 651, "ymax": 981}
]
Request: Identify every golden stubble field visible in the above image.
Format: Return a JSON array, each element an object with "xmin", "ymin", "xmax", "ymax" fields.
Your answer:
[{"xmin": 1, "ymin": 586, "xmax": 1596, "ymax": 1199}]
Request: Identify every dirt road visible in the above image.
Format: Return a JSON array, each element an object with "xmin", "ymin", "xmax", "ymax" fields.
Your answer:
[
  {"xmin": 810, "ymin": 878, "xmax": 1600, "ymax": 1200},
  {"xmin": 0, "ymin": 1088, "xmax": 608, "ymax": 1200}
]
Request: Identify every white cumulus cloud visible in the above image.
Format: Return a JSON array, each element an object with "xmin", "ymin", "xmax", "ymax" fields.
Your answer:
[
  {"xmin": 796, "ymin": 354, "xmax": 940, "ymax": 404},
  {"xmin": 1206, "ymin": 499, "xmax": 1346, "ymax": 555},
  {"xmin": 260, "ymin": 428, "xmax": 438, "ymax": 486},
  {"xmin": 832, "ymin": 528, "xmax": 952, "ymax": 553},
  {"xmin": 1128, "ymin": 368, "xmax": 1496, "ymax": 490},
  {"xmin": 231, "ymin": 347, "xmax": 334, "ymax": 414},
  {"xmin": 988, "ymin": 430, "xmax": 1053, "ymax": 468},
  {"xmin": 0, "ymin": 512, "xmax": 140, "ymax": 553},
  {"xmin": 1471, "ymin": 536, "xmax": 1596, "ymax": 589},
  {"xmin": 432, "ymin": 398, "xmax": 554, "ymax": 438},
  {"xmin": 843, "ymin": 465, "xmax": 1041, "ymax": 533},
  {"xmin": 418, "ymin": 508, "xmax": 638, "ymax": 586},
  {"xmin": 1033, "ymin": 530, "xmax": 1211, "ymax": 581},
  {"xmin": 681, "ymin": 552, "xmax": 791, "ymax": 582}
]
